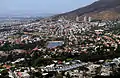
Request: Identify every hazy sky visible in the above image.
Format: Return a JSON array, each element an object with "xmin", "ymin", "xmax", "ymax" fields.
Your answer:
[{"xmin": 0, "ymin": 0, "xmax": 97, "ymax": 16}]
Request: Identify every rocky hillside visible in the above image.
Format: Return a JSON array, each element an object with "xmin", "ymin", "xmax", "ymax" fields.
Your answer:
[{"xmin": 54, "ymin": 0, "xmax": 120, "ymax": 20}]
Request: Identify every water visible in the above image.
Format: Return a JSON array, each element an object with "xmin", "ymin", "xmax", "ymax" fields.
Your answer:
[{"xmin": 47, "ymin": 41, "xmax": 64, "ymax": 49}]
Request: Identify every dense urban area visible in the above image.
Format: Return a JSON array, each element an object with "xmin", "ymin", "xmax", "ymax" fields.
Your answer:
[{"xmin": 0, "ymin": 16, "xmax": 120, "ymax": 78}]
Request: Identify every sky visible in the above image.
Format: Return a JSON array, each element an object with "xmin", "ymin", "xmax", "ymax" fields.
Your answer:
[{"xmin": 0, "ymin": 0, "xmax": 97, "ymax": 17}]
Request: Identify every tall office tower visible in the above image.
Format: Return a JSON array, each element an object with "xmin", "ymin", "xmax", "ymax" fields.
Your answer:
[
  {"xmin": 88, "ymin": 17, "xmax": 92, "ymax": 22},
  {"xmin": 76, "ymin": 16, "xmax": 79, "ymax": 22},
  {"xmin": 84, "ymin": 16, "xmax": 87, "ymax": 22}
]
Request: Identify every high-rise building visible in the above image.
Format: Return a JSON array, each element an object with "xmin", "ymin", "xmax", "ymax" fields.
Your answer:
[
  {"xmin": 76, "ymin": 16, "xmax": 79, "ymax": 22},
  {"xmin": 88, "ymin": 17, "xmax": 92, "ymax": 22},
  {"xmin": 84, "ymin": 16, "xmax": 87, "ymax": 22}
]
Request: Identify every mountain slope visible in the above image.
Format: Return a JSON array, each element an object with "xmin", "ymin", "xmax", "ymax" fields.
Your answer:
[{"xmin": 54, "ymin": 0, "xmax": 120, "ymax": 20}]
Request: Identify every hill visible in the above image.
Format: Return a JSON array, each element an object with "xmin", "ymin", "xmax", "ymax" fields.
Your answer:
[{"xmin": 54, "ymin": 0, "xmax": 120, "ymax": 20}]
